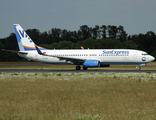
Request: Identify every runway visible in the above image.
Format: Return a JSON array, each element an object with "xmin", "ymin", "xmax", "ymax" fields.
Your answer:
[{"xmin": 0, "ymin": 69, "xmax": 156, "ymax": 73}]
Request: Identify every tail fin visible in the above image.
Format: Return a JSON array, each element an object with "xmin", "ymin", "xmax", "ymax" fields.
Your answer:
[{"xmin": 14, "ymin": 24, "xmax": 47, "ymax": 51}]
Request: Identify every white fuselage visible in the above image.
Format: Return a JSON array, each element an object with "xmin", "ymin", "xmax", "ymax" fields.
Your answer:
[{"xmin": 18, "ymin": 49, "xmax": 155, "ymax": 66}]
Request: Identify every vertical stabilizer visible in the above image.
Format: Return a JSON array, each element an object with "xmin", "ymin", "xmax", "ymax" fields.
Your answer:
[{"xmin": 13, "ymin": 24, "xmax": 46, "ymax": 51}]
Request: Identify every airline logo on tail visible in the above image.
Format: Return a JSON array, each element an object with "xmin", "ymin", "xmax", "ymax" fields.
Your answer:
[
  {"xmin": 19, "ymin": 30, "xmax": 33, "ymax": 43},
  {"xmin": 19, "ymin": 30, "xmax": 29, "ymax": 39},
  {"xmin": 14, "ymin": 24, "xmax": 48, "ymax": 51}
]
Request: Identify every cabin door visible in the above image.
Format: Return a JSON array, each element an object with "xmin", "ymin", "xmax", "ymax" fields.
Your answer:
[{"xmin": 133, "ymin": 53, "xmax": 137, "ymax": 60}]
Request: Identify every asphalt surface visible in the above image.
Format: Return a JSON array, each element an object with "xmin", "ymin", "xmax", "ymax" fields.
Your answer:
[{"xmin": 0, "ymin": 69, "xmax": 156, "ymax": 73}]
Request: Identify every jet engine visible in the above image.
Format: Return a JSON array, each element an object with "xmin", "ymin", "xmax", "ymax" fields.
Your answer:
[{"xmin": 84, "ymin": 60, "xmax": 100, "ymax": 67}]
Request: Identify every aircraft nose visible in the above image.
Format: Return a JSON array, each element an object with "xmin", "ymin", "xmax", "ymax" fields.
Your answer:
[{"xmin": 149, "ymin": 55, "xmax": 155, "ymax": 62}]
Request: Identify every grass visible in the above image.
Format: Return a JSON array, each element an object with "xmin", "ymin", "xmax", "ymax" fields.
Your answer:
[
  {"xmin": 0, "ymin": 62, "xmax": 156, "ymax": 70},
  {"xmin": 0, "ymin": 72, "xmax": 156, "ymax": 119}
]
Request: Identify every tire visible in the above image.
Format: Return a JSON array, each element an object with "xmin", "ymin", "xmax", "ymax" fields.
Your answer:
[
  {"xmin": 83, "ymin": 66, "xmax": 87, "ymax": 70},
  {"xmin": 76, "ymin": 66, "xmax": 81, "ymax": 70}
]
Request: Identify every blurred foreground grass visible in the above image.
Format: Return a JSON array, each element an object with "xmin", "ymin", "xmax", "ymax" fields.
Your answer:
[
  {"xmin": 0, "ymin": 62, "xmax": 156, "ymax": 70},
  {"xmin": 0, "ymin": 72, "xmax": 156, "ymax": 119}
]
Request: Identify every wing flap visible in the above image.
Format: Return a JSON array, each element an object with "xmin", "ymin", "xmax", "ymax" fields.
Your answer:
[{"xmin": 58, "ymin": 56, "xmax": 85, "ymax": 63}]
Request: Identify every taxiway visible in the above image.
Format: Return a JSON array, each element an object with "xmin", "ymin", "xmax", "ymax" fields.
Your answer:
[{"xmin": 0, "ymin": 69, "xmax": 156, "ymax": 73}]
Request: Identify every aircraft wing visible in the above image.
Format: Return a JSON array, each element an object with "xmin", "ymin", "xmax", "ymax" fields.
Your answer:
[
  {"xmin": 45, "ymin": 54, "xmax": 85, "ymax": 63},
  {"xmin": 1, "ymin": 49, "xmax": 28, "ymax": 54},
  {"xmin": 35, "ymin": 45, "xmax": 86, "ymax": 63}
]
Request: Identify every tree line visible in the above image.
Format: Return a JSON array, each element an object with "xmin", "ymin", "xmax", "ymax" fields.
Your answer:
[{"xmin": 0, "ymin": 25, "xmax": 156, "ymax": 61}]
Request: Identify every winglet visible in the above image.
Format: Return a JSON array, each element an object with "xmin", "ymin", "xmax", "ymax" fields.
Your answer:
[{"xmin": 35, "ymin": 44, "xmax": 44, "ymax": 55}]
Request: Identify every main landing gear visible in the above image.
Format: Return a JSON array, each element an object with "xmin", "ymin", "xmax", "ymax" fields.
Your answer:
[
  {"xmin": 76, "ymin": 66, "xmax": 81, "ymax": 70},
  {"xmin": 75, "ymin": 66, "xmax": 88, "ymax": 70},
  {"xmin": 83, "ymin": 66, "xmax": 88, "ymax": 70}
]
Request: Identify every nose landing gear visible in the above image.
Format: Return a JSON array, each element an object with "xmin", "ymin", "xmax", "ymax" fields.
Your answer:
[
  {"xmin": 136, "ymin": 66, "xmax": 141, "ymax": 70},
  {"xmin": 136, "ymin": 63, "xmax": 146, "ymax": 70}
]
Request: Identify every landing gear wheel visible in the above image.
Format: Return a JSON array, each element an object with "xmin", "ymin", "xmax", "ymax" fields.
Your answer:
[
  {"xmin": 83, "ymin": 66, "xmax": 88, "ymax": 70},
  {"xmin": 76, "ymin": 66, "xmax": 81, "ymax": 70}
]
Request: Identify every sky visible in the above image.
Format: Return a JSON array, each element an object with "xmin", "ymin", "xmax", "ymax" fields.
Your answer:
[{"xmin": 0, "ymin": 0, "xmax": 156, "ymax": 38}]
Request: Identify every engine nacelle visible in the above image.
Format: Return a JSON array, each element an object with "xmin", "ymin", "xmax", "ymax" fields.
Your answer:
[{"xmin": 84, "ymin": 60, "xmax": 100, "ymax": 67}]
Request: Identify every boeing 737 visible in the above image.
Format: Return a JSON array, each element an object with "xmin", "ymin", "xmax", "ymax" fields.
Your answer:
[{"xmin": 2, "ymin": 24, "xmax": 155, "ymax": 70}]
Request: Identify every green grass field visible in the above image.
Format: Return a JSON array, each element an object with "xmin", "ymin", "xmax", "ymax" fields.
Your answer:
[{"xmin": 0, "ymin": 72, "xmax": 156, "ymax": 120}]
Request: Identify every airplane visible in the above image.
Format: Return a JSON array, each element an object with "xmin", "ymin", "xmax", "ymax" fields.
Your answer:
[{"xmin": 1, "ymin": 24, "xmax": 155, "ymax": 70}]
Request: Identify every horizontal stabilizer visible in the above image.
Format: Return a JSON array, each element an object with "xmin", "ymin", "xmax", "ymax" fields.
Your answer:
[{"xmin": 1, "ymin": 49, "xmax": 27, "ymax": 54}]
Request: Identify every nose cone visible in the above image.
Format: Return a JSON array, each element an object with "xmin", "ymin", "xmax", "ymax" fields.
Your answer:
[{"xmin": 149, "ymin": 55, "xmax": 155, "ymax": 62}]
